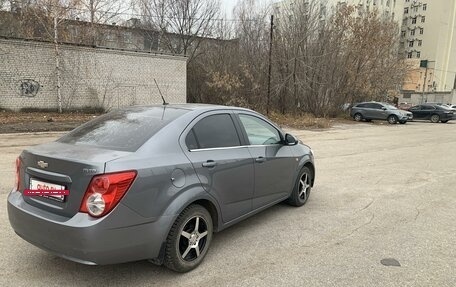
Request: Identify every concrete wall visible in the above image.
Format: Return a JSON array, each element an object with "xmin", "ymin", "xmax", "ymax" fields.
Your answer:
[
  {"xmin": 398, "ymin": 90, "xmax": 456, "ymax": 105},
  {"xmin": 0, "ymin": 38, "xmax": 187, "ymax": 111}
]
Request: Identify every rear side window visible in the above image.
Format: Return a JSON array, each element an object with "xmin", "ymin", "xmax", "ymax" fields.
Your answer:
[
  {"xmin": 356, "ymin": 103, "xmax": 368, "ymax": 108},
  {"xmin": 185, "ymin": 130, "xmax": 199, "ymax": 150},
  {"xmin": 365, "ymin": 103, "xmax": 382, "ymax": 109},
  {"xmin": 59, "ymin": 107, "xmax": 189, "ymax": 152},
  {"xmin": 187, "ymin": 114, "xmax": 241, "ymax": 149}
]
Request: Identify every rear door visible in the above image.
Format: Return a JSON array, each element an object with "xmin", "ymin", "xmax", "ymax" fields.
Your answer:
[
  {"xmin": 181, "ymin": 111, "xmax": 254, "ymax": 223},
  {"xmin": 235, "ymin": 113, "xmax": 297, "ymax": 210},
  {"xmin": 366, "ymin": 103, "xmax": 387, "ymax": 120}
]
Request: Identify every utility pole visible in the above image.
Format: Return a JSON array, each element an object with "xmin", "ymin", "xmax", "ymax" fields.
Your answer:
[
  {"xmin": 266, "ymin": 15, "xmax": 274, "ymax": 116},
  {"xmin": 420, "ymin": 60, "xmax": 435, "ymax": 104},
  {"xmin": 54, "ymin": 16, "xmax": 62, "ymax": 113},
  {"xmin": 421, "ymin": 63, "xmax": 428, "ymax": 104}
]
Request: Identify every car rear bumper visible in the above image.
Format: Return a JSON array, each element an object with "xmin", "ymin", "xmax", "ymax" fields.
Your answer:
[{"xmin": 7, "ymin": 189, "xmax": 175, "ymax": 265}]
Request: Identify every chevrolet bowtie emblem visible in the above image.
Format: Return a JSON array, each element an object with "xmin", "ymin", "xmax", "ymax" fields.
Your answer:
[{"xmin": 37, "ymin": 161, "xmax": 48, "ymax": 168}]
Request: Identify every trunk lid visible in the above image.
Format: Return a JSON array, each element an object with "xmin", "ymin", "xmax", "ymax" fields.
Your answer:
[{"xmin": 19, "ymin": 142, "xmax": 131, "ymax": 218}]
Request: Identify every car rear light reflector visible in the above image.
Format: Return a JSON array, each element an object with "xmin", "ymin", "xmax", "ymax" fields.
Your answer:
[{"xmin": 80, "ymin": 171, "xmax": 137, "ymax": 217}]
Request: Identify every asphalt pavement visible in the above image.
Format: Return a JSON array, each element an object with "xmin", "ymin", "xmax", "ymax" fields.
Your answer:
[{"xmin": 0, "ymin": 121, "xmax": 455, "ymax": 287}]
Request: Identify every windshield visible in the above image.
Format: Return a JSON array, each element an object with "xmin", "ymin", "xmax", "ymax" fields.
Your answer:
[{"xmin": 58, "ymin": 106, "xmax": 190, "ymax": 151}]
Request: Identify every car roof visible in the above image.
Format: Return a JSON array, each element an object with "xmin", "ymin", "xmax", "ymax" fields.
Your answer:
[{"xmin": 120, "ymin": 103, "xmax": 255, "ymax": 113}]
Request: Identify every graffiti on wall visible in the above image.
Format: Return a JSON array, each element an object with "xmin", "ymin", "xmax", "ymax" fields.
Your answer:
[{"xmin": 18, "ymin": 79, "xmax": 40, "ymax": 97}]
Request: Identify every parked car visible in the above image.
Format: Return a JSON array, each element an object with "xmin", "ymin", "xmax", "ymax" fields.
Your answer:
[
  {"xmin": 7, "ymin": 104, "xmax": 315, "ymax": 272},
  {"xmin": 398, "ymin": 102, "xmax": 413, "ymax": 111},
  {"xmin": 350, "ymin": 101, "xmax": 413, "ymax": 124},
  {"xmin": 408, "ymin": 104, "xmax": 454, "ymax": 123}
]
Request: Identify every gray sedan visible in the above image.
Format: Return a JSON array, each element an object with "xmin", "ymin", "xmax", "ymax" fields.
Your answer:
[{"xmin": 7, "ymin": 104, "xmax": 315, "ymax": 272}]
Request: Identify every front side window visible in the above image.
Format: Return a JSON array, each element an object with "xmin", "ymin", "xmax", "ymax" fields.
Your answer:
[
  {"xmin": 239, "ymin": 114, "xmax": 281, "ymax": 145},
  {"xmin": 188, "ymin": 114, "xmax": 241, "ymax": 149}
]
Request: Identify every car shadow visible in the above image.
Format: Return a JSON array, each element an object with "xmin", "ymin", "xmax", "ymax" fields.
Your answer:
[{"xmin": 23, "ymin": 201, "xmax": 307, "ymax": 284}]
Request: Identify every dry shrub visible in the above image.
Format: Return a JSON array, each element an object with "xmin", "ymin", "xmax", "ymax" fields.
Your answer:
[{"xmin": 268, "ymin": 112, "xmax": 332, "ymax": 130}]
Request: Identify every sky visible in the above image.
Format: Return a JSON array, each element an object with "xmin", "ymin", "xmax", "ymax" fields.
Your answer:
[{"xmin": 221, "ymin": 0, "xmax": 278, "ymax": 18}]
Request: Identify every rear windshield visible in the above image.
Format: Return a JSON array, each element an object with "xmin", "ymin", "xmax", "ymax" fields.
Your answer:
[{"xmin": 58, "ymin": 106, "xmax": 189, "ymax": 151}]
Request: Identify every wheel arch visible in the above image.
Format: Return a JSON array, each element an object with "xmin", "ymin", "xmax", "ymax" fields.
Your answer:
[
  {"xmin": 152, "ymin": 189, "xmax": 221, "ymax": 265},
  {"xmin": 303, "ymin": 162, "xmax": 315, "ymax": 187},
  {"xmin": 354, "ymin": 112, "xmax": 363, "ymax": 119},
  {"xmin": 191, "ymin": 199, "xmax": 220, "ymax": 232}
]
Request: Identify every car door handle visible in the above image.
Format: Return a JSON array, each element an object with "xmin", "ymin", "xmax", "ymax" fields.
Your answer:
[
  {"xmin": 202, "ymin": 160, "xmax": 217, "ymax": 168},
  {"xmin": 255, "ymin": 157, "xmax": 266, "ymax": 163}
]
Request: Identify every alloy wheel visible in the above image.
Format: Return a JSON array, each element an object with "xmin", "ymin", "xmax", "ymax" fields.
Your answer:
[
  {"xmin": 179, "ymin": 216, "xmax": 209, "ymax": 262},
  {"xmin": 431, "ymin": 114, "xmax": 440, "ymax": 123},
  {"xmin": 299, "ymin": 173, "xmax": 311, "ymax": 202},
  {"xmin": 388, "ymin": 115, "xmax": 398, "ymax": 124}
]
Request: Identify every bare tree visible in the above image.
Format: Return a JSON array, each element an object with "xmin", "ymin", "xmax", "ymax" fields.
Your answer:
[
  {"xmin": 139, "ymin": 0, "xmax": 220, "ymax": 62},
  {"xmin": 12, "ymin": 0, "xmax": 80, "ymax": 112},
  {"xmin": 76, "ymin": 0, "xmax": 127, "ymax": 24}
]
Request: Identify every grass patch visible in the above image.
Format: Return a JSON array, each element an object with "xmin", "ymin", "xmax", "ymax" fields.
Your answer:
[{"xmin": 269, "ymin": 112, "xmax": 332, "ymax": 130}]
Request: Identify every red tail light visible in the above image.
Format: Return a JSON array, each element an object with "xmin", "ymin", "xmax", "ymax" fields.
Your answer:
[
  {"xmin": 15, "ymin": 157, "xmax": 21, "ymax": 191},
  {"xmin": 80, "ymin": 171, "xmax": 137, "ymax": 217}
]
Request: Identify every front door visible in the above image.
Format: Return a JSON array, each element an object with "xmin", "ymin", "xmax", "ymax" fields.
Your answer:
[
  {"xmin": 182, "ymin": 112, "xmax": 254, "ymax": 223},
  {"xmin": 236, "ymin": 113, "xmax": 297, "ymax": 210}
]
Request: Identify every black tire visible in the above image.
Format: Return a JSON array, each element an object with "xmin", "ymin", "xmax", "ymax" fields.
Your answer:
[
  {"xmin": 353, "ymin": 113, "xmax": 363, "ymax": 122},
  {"xmin": 399, "ymin": 121, "xmax": 406, "ymax": 124},
  {"xmin": 430, "ymin": 114, "xmax": 440, "ymax": 123},
  {"xmin": 164, "ymin": 204, "xmax": 213, "ymax": 272},
  {"xmin": 387, "ymin": 115, "xmax": 398, "ymax": 124},
  {"xmin": 441, "ymin": 120, "xmax": 449, "ymax": 123},
  {"xmin": 286, "ymin": 166, "xmax": 313, "ymax": 207}
]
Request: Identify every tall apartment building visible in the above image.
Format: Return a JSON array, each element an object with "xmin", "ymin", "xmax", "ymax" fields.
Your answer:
[
  {"xmin": 273, "ymin": 0, "xmax": 404, "ymax": 23},
  {"xmin": 329, "ymin": 0, "xmax": 403, "ymax": 21},
  {"xmin": 400, "ymin": 0, "xmax": 456, "ymax": 92}
]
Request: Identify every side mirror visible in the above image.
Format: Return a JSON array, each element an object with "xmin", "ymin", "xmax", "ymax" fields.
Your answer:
[
  {"xmin": 382, "ymin": 107, "xmax": 387, "ymax": 110},
  {"xmin": 285, "ymin": 133, "xmax": 298, "ymax": 146}
]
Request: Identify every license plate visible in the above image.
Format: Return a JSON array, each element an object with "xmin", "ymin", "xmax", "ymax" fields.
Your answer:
[{"xmin": 29, "ymin": 179, "xmax": 67, "ymax": 202}]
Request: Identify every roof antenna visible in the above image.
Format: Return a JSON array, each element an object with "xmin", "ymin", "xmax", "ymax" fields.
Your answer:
[{"xmin": 154, "ymin": 78, "xmax": 168, "ymax": 105}]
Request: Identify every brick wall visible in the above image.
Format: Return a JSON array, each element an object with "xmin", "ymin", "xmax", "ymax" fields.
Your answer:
[{"xmin": 0, "ymin": 38, "xmax": 187, "ymax": 111}]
